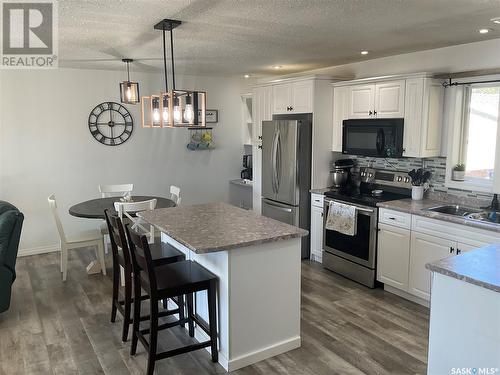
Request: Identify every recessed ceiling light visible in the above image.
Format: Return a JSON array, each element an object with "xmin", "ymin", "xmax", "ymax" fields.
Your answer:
[
  {"xmin": 360, "ymin": 50, "xmax": 369, "ymax": 55},
  {"xmin": 244, "ymin": 74, "xmax": 250, "ymax": 78},
  {"xmin": 272, "ymin": 65, "xmax": 282, "ymax": 70},
  {"xmin": 491, "ymin": 17, "xmax": 500, "ymax": 24},
  {"xmin": 478, "ymin": 28, "xmax": 492, "ymax": 34}
]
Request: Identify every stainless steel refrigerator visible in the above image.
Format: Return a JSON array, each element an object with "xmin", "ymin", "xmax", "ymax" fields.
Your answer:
[{"xmin": 261, "ymin": 114, "xmax": 312, "ymax": 259}]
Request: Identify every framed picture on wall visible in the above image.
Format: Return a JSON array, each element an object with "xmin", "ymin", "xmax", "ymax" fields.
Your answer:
[{"xmin": 198, "ymin": 109, "xmax": 218, "ymax": 123}]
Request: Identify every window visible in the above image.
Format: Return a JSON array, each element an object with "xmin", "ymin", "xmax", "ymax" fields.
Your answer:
[
  {"xmin": 446, "ymin": 80, "xmax": 500, "ymax": 192},
  {"xmin": 460, "ymin": 85, "xmax": 500, "ymax": 182}
]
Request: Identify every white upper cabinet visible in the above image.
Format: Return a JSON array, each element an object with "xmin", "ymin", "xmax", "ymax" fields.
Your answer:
[
  {"xmin": 374, "ymin": 80, "xmax": 405, "ymax": 118},
  {"xmin": 403, "ymin": 78, "xmax": 443, "ymax": 158},
  {"xmin": 291, "ymin": 80, "xmax": 314, "ymax": 113},
  {"xmin": 332, "ymin": 86, "xmax": 349, "ymax": 152},
  {"xmin": 273, "ymin": 80, "xmax": 313, "ymax": 114},
  {"xmin": 332, "ymin": 74, "xmax": 444, "ymax": 158},
  {"xmin": 349, "ymin": 84, "xmax": 375, "ymax": 118},
  {"xmin": 272, "ymin": 84, "xmax": 292, "ymax": 114},
  {"xmin": 348, "ymin": 80, "xmax": 405, "ymax": 119}
]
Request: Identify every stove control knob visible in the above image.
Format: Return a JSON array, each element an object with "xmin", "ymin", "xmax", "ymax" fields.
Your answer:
[
  {"xmin": 361, "ymin": 172, "xmax": 366, "ymax": 177},
  {"xmin": 368, "ymin": 173, "xmax": 373, "ymax": 178},
  {"xmin": 404, "ymin": 177, "xmax": 410, "ymax": 183},
  {"xmin": 397, "ymin": 176, "xmax": 403, "ymax": 182}
]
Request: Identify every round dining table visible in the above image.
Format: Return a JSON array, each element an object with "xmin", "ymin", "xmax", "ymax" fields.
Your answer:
[
  {"xmin": 69, "ymin": 195, "xmax": 176, "ymax": 219},
  {"xmin": 68, "ymin": 195, "xmax": 176, "ymax": 274}
]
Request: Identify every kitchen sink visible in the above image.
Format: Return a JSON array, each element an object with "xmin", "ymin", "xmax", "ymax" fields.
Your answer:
[
  {"xmin": 425, "ymin": 205, "xmax": 483, "ymax": 217},
  {"xmin": 466, "ymin": 211, "xmax": 500, "ymax": 224}
]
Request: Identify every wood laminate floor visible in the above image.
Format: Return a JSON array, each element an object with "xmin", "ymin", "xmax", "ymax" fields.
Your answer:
[{"xmin": 0, "ymin": 251, "xmax": 429, "ymax": 375}]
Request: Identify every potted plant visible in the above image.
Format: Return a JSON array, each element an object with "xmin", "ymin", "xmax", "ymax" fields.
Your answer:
[
  {"xmin": 452, "ymin": 163, "xmax": 466, "ymax": 181},
  {"xmin": 408, "ymin": 168, "xmax": 432, "ymax": 200}
]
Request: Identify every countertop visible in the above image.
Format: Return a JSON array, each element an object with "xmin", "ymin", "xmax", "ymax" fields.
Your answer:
[
  {"xmin": 426, "ymin": 243, "xmax": 500, "ymax": 293},
  {"xmin": 229, "ymin": 179, "xmax": 253, "ymax": 188},
  {"xmin": 377, "ymin": 198, "xmax": 500, "ymax": 233},
  {"xmin": 310, "ymin": 187, "xmax": 332, "ymax": 195},
  {"xmin": 138, "ymin": 202, "xmax": 308, "ymax": 254}
]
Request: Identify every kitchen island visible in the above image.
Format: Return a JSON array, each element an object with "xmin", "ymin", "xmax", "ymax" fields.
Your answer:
[
  {"xmin": 139, "ymin": 202, "xmax": 308, "ymax": 372},
  {"xmin": 426, "ymin": 244, "xmax": 500, "ymax": 374}
]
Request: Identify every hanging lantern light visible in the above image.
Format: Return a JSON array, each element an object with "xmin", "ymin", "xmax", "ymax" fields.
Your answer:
[
  {"xmin": 119, "ymin": 58, "xmax": 140, "ymax": 104},
  {"xmin": 141, "ymin": 19, "xmax": 206, "ymax": 128}
]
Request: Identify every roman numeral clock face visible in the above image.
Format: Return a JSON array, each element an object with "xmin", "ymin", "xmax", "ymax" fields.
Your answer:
[{"xmin": 88, "ymin": 102, "xmax": 133, "ymax": 146}]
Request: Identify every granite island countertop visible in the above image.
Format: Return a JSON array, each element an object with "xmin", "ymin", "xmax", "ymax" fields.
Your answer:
[
  {"xmin": 138, "ymin": 202, "xmax": 308, "ymax": 254},
  {"xmin": 377, "ymin": 198, "xmax": 500, "ymax": 233},
  {"xmin": 426, "ymin": 243, "xmax": 500, "ymax": 293}
]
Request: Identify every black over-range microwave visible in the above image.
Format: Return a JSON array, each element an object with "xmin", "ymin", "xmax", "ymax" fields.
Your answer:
[{"xmin": 342, "ymin": 118, "xmax": 404, "ymax": 158}]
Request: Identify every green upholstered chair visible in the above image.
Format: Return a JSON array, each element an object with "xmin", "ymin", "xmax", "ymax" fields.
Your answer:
[{"xmin": 0, "ymin": 201, "xmax": 24, "ymax": 313}]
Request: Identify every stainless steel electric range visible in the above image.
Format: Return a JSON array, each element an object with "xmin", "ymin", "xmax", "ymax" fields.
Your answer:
[{"xmin": 322, "ymin": 167, "xmax": 412, "ymax": 288}]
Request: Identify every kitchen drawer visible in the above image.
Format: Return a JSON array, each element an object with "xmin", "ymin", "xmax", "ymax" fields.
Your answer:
[
  {"xmin": 379, "ymin": 208, "xmax": 411, "ymax": 229},
  {"xmin": 311, "ymin": 193, "xmax": 324, "ymax": 208}
]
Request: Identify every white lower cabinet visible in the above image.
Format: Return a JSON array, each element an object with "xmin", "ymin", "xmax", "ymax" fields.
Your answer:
[
  {"xmin": 376, "ymin": 223, "xmax": 410, "ymax": 290},
  {"xmin": 408, "ymin": 232, "xmax": 455, "ymax": 300},
  {"xmin": 310, "ymin": 193, "xmax": 324, "ymax": 263},
  {"xmin": 377, "ymin": 209, "xmax": 500, "ymax": 303}
]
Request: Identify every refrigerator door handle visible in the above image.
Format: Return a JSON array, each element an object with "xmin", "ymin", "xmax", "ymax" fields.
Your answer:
[
  {"xmin": 271, "ymin": 128, "xmax": 279, "ymax": 194},
  {"xmin": 276, "ymin": 129, "xmax": 282, "ymax": 193},
  {"xmin": 263, "ymin": 199, "xmax": 293, "ymax": 213}
]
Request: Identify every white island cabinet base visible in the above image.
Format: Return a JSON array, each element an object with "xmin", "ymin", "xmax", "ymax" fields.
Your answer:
[
  {"xmin": 427, "ymin": 273, "xmax": 500, "ymax": 374},
  {"xmin": 161, "ymin": 232, "xmax": 302, "ymax": 372}
]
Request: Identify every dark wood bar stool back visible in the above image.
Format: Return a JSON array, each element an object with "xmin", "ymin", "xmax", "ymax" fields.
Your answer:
[
  {"xmin": 104, "ymin": 209, "xmax": 186, "ymax": 343},
  {"xmin": 125, "ymin": 225, "xmax": 219, "ymax": 375}
]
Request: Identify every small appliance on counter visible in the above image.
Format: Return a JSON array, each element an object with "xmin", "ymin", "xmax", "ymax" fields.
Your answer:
[
  {"xmin": 323, "ymin": 167, "xmax": 412, "ymax": 288},
  {"xmin": 241, "ymin": 154, "xmax": 252, "ymax": 180},
  {"xmin": 330, "ymin": 158, "xmax": 355, "ymax": 188}
]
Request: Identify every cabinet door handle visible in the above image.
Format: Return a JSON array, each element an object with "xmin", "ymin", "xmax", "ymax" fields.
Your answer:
[
  {"xmin": 373, "ymin": 110, "xmax": 377, "ymax": 116},
  {"xmin": 321, "ymin": 212, "xmax": 324, "ymax": 217},
  {"xmin": 258, "ymin": 135, "xmax": 262, "ymax": 140},
  {"xmin": 456, "ymin": 248, "xmax": 462, "ymax": 255},
  {"xmin": 258, "ymin": 145, "xmax": 262, "ymax": 149},
  {"xmin": 388, "ymin": 217, "xmax": 396, "ymax": 220},
  {"xmin": 449, "ymin": 246, "xmax": 455, "ymax": 254},
  {"xmin": 369, "ymin": 110, "xmax": 373, "ymax": 116},
  {"xmin": 290, "ymin": 106, "xmax": 293, "ymax": 111}
]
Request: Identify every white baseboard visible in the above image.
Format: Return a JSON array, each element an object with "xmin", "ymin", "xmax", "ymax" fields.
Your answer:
[
  {"xmin": 227, "ymin": 336, "xmax": 301, "ymax": 372},
  {"xmin": 384, "ymin": 285, "xmax": 430, "ymax": 308},
  {"xmin": 18, "ymin": 244, "xmax": 60, "ymax": 257}
]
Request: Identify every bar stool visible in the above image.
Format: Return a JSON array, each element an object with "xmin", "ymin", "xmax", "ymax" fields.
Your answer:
[
  {"xmin": 104, "ymin": 209, "xmax": 185, "ymax": 342},
  {"xmin": 125, "ymin": 225, "xmax": 219, "ymax": 375}
]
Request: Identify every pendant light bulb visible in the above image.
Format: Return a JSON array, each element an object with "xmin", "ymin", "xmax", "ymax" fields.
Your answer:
[
  {"xmin": 184, "ymin": 94, "xmax": 194, "ymax": 122},
  {"xmin": 162, "ymin": 97, "xmax": 169, "ymax": 122},
  {"xmin": 152, "ymin": 98, "xmax": 160, "ymax": 124},
  {"xmin": 126, "ymin": 84, "xmax": 132, "ymax": 101},
  {"xmin": 173, "ymin": 96, "xmax": 181, "ymax": 123}
]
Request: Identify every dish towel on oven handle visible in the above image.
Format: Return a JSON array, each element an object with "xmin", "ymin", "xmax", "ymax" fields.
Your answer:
[{"xmin": 325, "ymin": 200, "xmax": 357, "ymax": 236}]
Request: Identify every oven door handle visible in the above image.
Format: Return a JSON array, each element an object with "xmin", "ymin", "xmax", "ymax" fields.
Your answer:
[
  {"xmin": 324, "ymin": 199, "xmax": 374, "ymax": 214},
  {"xmin": 356, "ymin": 207, "xmax": 374, "ymax": 213}
]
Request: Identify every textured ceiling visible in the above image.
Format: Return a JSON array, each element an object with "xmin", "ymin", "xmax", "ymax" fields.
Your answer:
[{"xmin": 58, "ymin": 0, "xmax": 500, "ymax": 76}]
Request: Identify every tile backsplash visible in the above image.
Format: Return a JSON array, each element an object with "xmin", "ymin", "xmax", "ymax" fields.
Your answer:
[{"xmin": 333, "ymin": 153, "xmax": 494, "ymax": 204}]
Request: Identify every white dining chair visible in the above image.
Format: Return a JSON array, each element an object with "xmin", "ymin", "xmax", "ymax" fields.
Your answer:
[
  {"xmin": 98, "ymin": 184, "xmax": 134, "ymax": 253},
  {"xmin": 170, "ymin": 185, "xmax": 181, "ymax": 205},
  {"xmin": 98, "ymin": 184, "xmax": 134, "ymax": 198},
  {"xmin": 48, "ymin": 194, "xmax": 106, "ymax": 282},
  {"xmin": 114, "ymin": 199, "xmax": 157, "ymax": 244}
]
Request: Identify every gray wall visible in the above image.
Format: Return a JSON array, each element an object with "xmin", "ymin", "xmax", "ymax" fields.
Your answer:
[{"xmin": 0, "ymin": 68, "xmax": 244, "ymax": 252}]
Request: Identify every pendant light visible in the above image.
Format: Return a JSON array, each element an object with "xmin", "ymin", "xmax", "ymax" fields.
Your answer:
[
  {"xmin": 119, "ymin": 58, "xmax": 140, "ymax": 104},
  {"xmin": 141, "ymin": 19, "xmax": 206, "ymax": 128}
]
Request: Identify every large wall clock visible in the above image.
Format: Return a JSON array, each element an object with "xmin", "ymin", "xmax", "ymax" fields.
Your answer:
[{"xmin": 88, "ymin": 102, "xmax": 133, "ymax": 146}]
